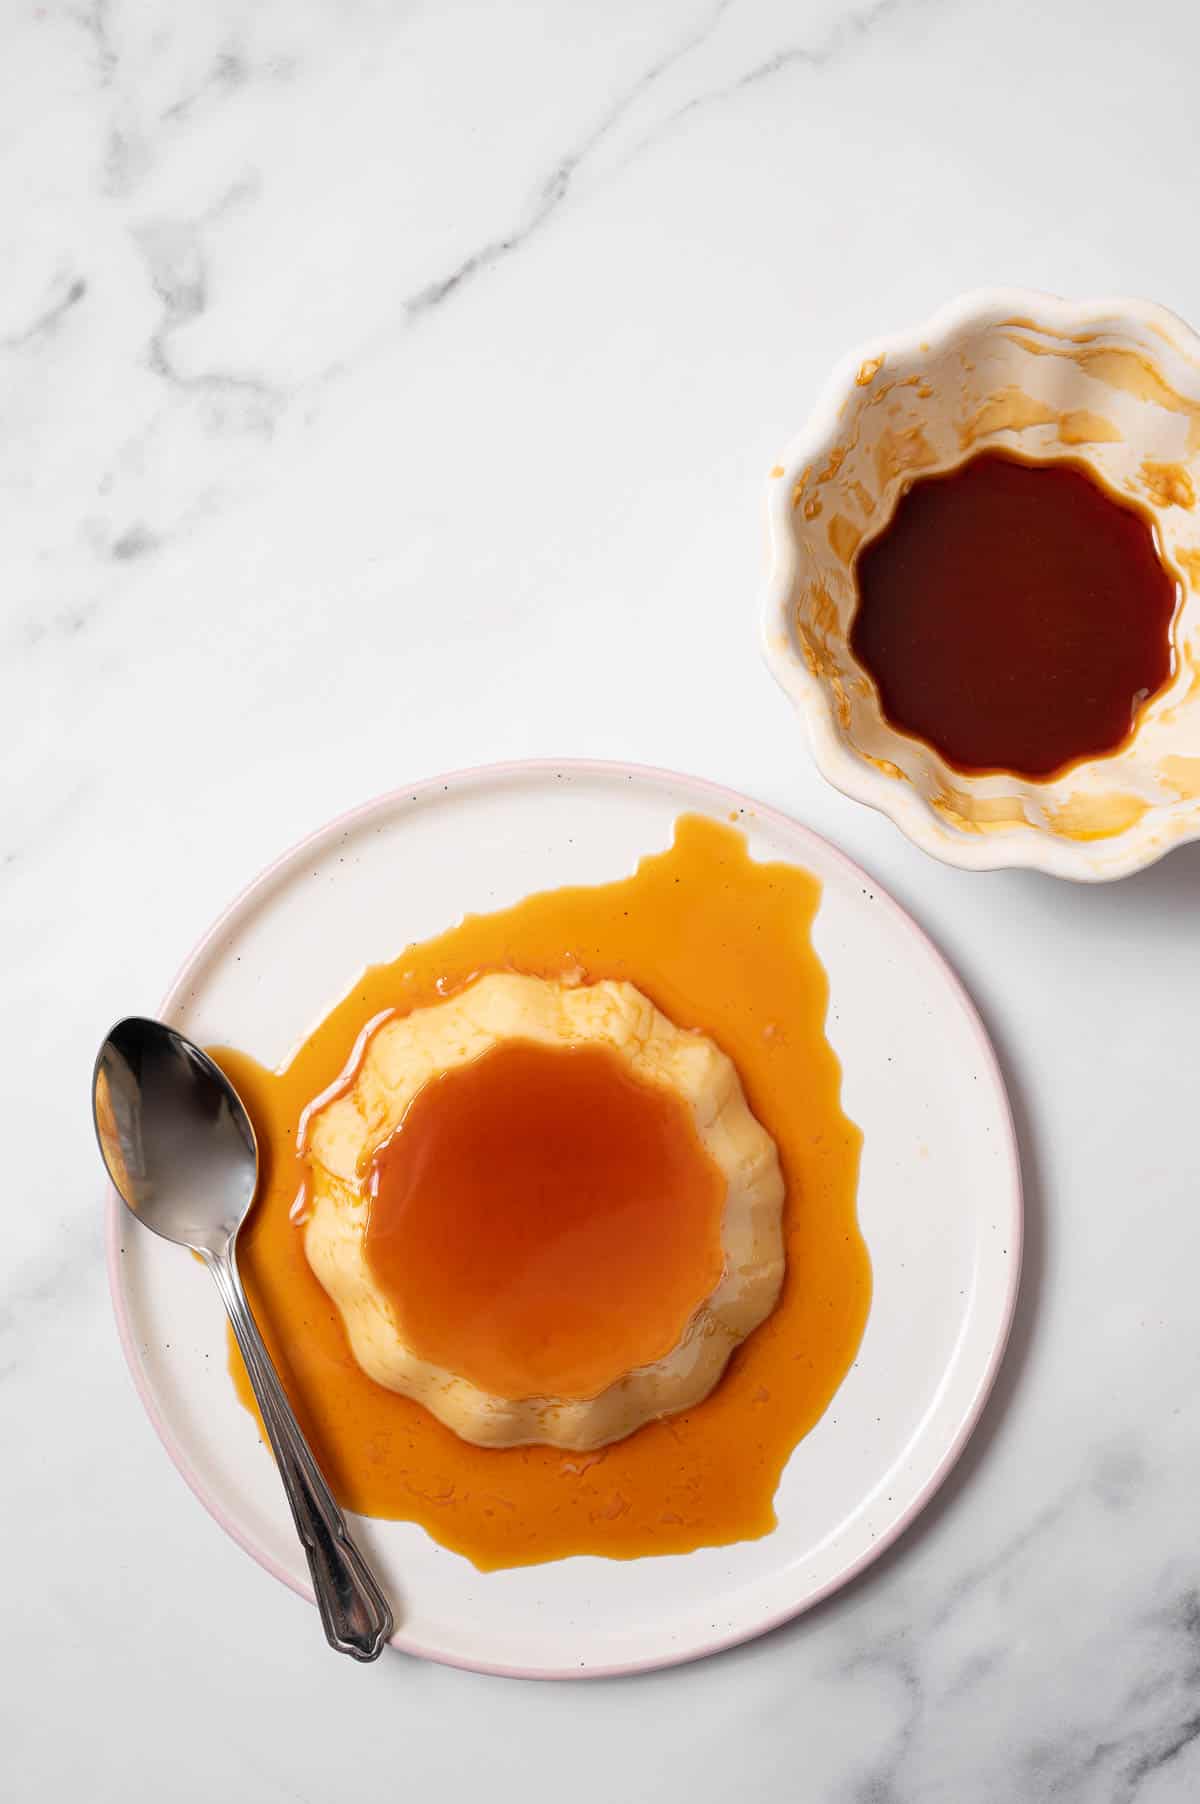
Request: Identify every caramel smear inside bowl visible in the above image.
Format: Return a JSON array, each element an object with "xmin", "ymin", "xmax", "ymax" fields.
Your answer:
[{"xmin": 764, "ymin": 291, "xmax": 1200, "ymax": 879}]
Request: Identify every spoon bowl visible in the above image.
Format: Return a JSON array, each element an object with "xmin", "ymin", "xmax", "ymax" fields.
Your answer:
[{"xmin": 94, "ymin": 1018, "xmax": 257, "ymax": 1255}]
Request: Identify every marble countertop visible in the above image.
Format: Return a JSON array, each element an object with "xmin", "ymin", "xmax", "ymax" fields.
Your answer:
[{"xmin": 6, "ymin": 1, "xmax": 1200, "ymax": 1798}]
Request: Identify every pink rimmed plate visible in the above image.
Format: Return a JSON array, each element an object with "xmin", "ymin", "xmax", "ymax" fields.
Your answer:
[{"xmin": 107, "ymin": 760, "xmax": 1020, "ymax": 1678}]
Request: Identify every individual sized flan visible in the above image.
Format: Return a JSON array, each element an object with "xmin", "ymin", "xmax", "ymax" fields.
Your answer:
[{"xmin": 302, "ymin": 972, "xmax": 786, "ymax": 1450}]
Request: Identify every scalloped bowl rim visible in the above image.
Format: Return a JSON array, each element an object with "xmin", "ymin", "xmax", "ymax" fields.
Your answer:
[{"xmin": 761, "ymin": 286, "xmax": 1200, "ymax": 882}]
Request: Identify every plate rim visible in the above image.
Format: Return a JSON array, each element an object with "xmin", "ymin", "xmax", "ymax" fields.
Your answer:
[{"xmin": 105, "ymin": 756, "xmax": 1023, "ymax": 1680}]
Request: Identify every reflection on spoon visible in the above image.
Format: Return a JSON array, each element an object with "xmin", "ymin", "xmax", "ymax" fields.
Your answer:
[{"xmin": 93, "ymin": 1016, "xmax": 394, "ymax": 1661}]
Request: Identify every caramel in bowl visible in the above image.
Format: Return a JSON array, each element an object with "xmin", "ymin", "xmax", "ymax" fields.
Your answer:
[{"xmin": 762, "ymin": 288, "xmax": 1200, "ymax": 880}]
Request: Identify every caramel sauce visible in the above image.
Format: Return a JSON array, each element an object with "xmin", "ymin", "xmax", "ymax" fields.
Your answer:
[
  {"xmin": 850, "ymin": 450, "xmax": 1178, "ymax": 778},
  {"xmin": 365, "ymin": 1039, "xmax": 728, "ymax": 1401},
  {"xmin": 214, "ymin": 815, "xmax": 869, "ymax": 1570}
]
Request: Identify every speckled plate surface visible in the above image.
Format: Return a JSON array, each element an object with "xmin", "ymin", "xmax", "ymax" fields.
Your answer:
[{"xmin": 107, "ymin": 760, "xmax": 1021, "ymax": 1678}]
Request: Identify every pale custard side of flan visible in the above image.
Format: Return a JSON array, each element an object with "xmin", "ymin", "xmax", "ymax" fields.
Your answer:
[{"xmin": 303, "ymin": 973, "xmax": 785, "ymax": 1450}]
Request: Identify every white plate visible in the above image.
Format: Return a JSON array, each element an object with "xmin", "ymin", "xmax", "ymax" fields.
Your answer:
[{"xmin": 108, "ymin": 760, "xmax": 1021, "ymax": 1678}]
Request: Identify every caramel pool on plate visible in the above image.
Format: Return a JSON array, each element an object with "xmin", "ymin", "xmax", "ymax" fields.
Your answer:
[
  {"xmin": 214, "ymin": 815, "xmax": 870, "ymax": 1571},
  {"xmin": 850, "ymin": 449, "xmax": 1179, "ymax": 778}
]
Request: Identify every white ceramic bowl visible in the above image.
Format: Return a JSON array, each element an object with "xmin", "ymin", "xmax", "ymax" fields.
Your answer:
[{"xmin": 762, "ymin": 288, "xmax": 1200, "ymax": 880}]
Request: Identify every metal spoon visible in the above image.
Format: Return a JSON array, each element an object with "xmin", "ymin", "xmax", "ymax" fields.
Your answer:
[{"xmin": 93, "ymin": 1016, "xmax": 394, "ymax": 1661}]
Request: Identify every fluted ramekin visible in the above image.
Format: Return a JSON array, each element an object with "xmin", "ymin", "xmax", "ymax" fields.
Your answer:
[{"xmin": 762, "ymin": 288, "xmax": 1200, "ymax": 879}]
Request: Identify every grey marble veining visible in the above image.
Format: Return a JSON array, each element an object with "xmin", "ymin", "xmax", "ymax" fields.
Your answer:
[{"xmin": 5, "ymin": 1, "xmax": 1200, "ymax": 1799}]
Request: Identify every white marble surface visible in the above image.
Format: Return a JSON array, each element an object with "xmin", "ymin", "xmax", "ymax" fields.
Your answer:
[{"xmin": 5, "ymin": 0, "xmax": 1200, "ymax": 1796}]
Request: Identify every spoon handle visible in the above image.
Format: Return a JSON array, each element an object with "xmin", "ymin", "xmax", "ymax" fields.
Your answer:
[{"xmin": 205, "ymin": 1248, "xmax": 394, "ymax": 1661}]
